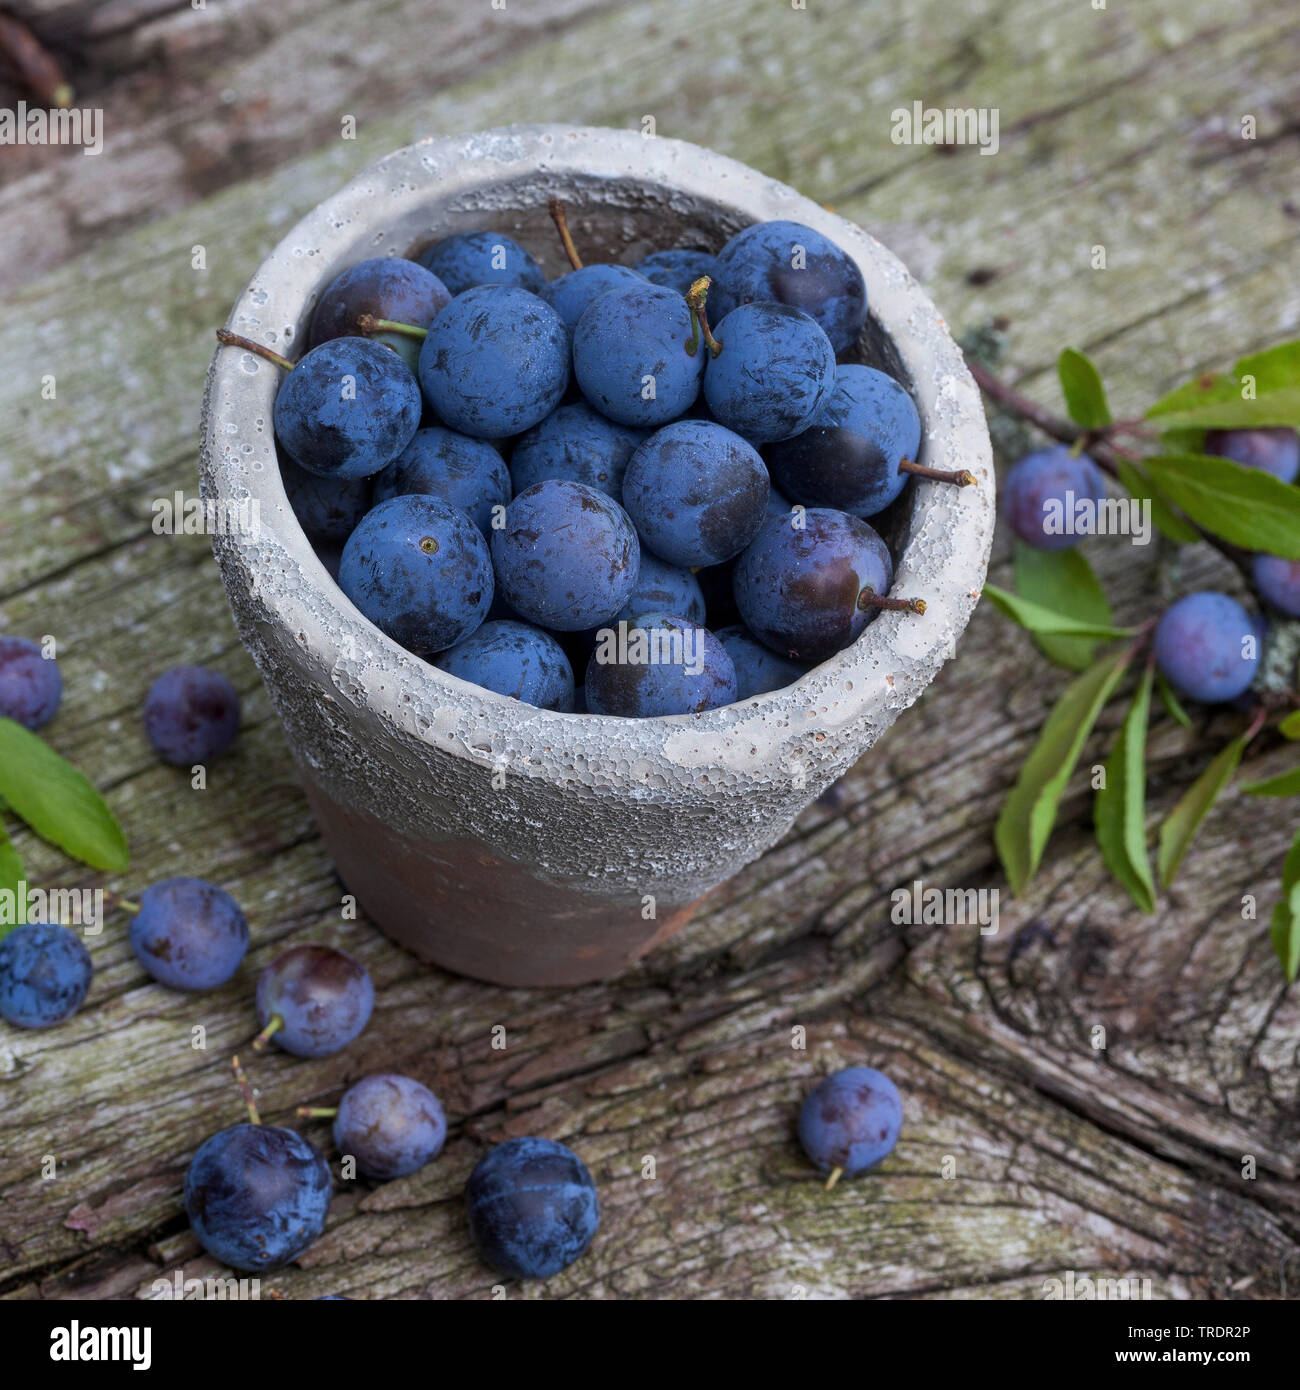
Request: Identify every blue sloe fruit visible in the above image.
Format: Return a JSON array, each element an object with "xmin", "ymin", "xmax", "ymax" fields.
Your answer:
[
  {"xmin": 710, "ymin": 220, "xmax": 867, "ymax": 354},
  {"xmin": 510, "ymin": 402, "xmax": 647, "ymax": 501},
  {"xmin": 0, "ymin": 635, "xmax": 62, "ymax": 729},
  {"xmin": 415, "ymin": 230, "xmax": 545, "ymax": 295},
  {"xmin": 542, "ymin": 264, "xmax": 646, "ymax": 332},
  {"xmin": 621, "ymin": 419, "xmax": 770, "ymax": 567},
  {"xmin": 419, "ymin": 287, "xmax": 569, "ymax": 438},
  {"xmin": 716, "ymin": 625, "xmax": 808, "ymax": 699},
  {"xmin": 703, "ymin": 302, "xmax": 835, "ymax": 444},
  {"xmin": 1252, "ymin": 555, "xmax": 1300, "ymax": 617},
  {"xmin": 572, "ymin": 283, "xmax": 704, "ymax": 427},
  {"xmin": 333, "ymin": 1074, "xmax": 447, "ymax": 1180},
  {"xmin": 339, "ymin": 495, "xmax": 493, "ymax": 655},
  {"xmin": 256, "ymin": 943, "xmax": 374, "ymax": 1058},
  {"xmin": 185, "ymin": 1123, "xmax": 332, "ymax": 1271},
  {"xmin": 798, "ymin": 1066, "xmax": 903, "ymax": 1177},
  {"xmin": 734, "ymin": 508, "xmax": 894, "ymax": 663},
  {"xmin": 490, "ymin": 480, "xmax": 639, "ymax": 631},
  {"xmin": 0, "ymin": 922, "xmax": 93, "ymax": 1029},
  {"xmin": 585, "ymin": 613, "xmax": 737, "ymax": 717},
  {"xmin": 765, "ymin": 364, "xmax": 921, "ymax": 517},
  {"xmin": 1204, "ymin": 427, "xmax": 1299, "ymax": 483},
  {"xmin": 614, "ymin": 552, "xmax": 706, "ymax": 626},
  {"xmin": 282, "ymin": 459, "xmax": 372, "ymax": 543},
  {"xmin": 436, "ymin": 619, "xmax": 575, "ymax": 711},
  {"xmin": 466, "ymin": 1136, "xmax": 599, "ymax": 1280},
  {"xmin": 372, "ymin": 426, "xmax": 510, "ymax": 536},
  {"xmin": 1001, "ymin": 445, "xmax": 1106, "ymax": 551},
  {"xmin": 129, "ymin": 878, "xmax": 249, "ymax": 992},
  {"xmin": 1153, "ymin": 591, "xmax": 1260, "ymax": 704},
  {"xmin": 144, "ymin": 665, "xmax": 241, "ymax": 765},
  {"xmin": 308, "ymin": 256, "xmax": 451, "ymax": 372},
  {"xmin": 274, "ymin": 337, "xmax": 422, "ymax": 480},
  {"xmin": 635, "ymin": 248, "xmax": 719, "ymax": 295}
]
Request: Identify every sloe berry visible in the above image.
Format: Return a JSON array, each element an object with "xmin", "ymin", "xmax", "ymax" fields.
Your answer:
[
  {"xmin": 129, "ymin": 878, "xmax": 249, "ymax": 992},
  {"xmin": 1252, "ymin": 555, "xmax": 1300, "ymax": 617},
  {"xmin": 703, "ymin": 302, "xmax": 835, "ymax": 444},
  {"xmin": 274, "ymin": 337, "xmax": 422, "ymax": 480},
  {"xmin": 185, "ymin": 1123, "xmax": 332, "ymax": 1271},
  {"xmin": 734, "ymin": 508, "xmax": 894, "ymax": 663},
  {"xmin": 510, "ymin": 402, "xmax": 647, "ymax": 501},
  {"xmin": 419, "ymin": 286, "xmax": 569, "ymax": 438},
  {"xmin": 716, "ymin": 625, "xmax": 808, "ymax": 699},
  {"xmin": 490, "ymin": 480, "xmax": 639, "ymax": 632},
  {"xmin": 0, "ymin": 635, "xmax": 62, "ymax": 730},
  {"xmin": 282, "ymin": 460, "xmax": 372, "ymax": 544},
  {"xmin": 1205, "ymin": 427, "xmax": 1300, "ymax": 484},
  {"xmin": 635, "ymin": 248, "xmax": 719, "ymax": 296},
  {"xmin": 255, "ymin": 944, "xmax": 374, "ymax": 1058},
  {"xmin": 798, "ymin": 1066, "xmax": 903, "ymax": 1179},
  {"xmin": 710, "ymin": 219, "xmax": 867, "ymax": 354},
  {"xmin": 585, "ymin": 613, "xmax": 737, "ymax": 717},
  {"xmin": 572, "ymin": 283, "xmax": 704, "ymax": 427},
  {"xmin": 308, "ymin": 256, "xmax": 451, "ymax": 372},
  {"xmin": 765, "ymin": 364, "xmax": 921, "ymax": 517},
  {"xmin": 372, "ymin": 426, "xmax": 510, "ymax": 536},
  {"xmin": 541, "ymin": 264, "xmax": 646, "ymax": 331},
  {"xmin": 333, "ymin": 1074, "xmax": 447, "ymax": 1180},
  {"xmin": 614, "ymin": 552, "xmax": 706, "ymax": 626},
  {"xmin": 1153, "ymin": 591, "xmax": 1260, "ymax": 704},
  {"xmin": 144, "ymin": 665, "xmax": 241, "ymax": 766},
  {"xmin": 436, "ymin": 619, "xmax": 575, "ymax": 711},
  {"xmin": 0, "ymin": 922, "xmax": 93, "ymax": 1029},
  {"xmin": 339, "ymin": 495, "xmax": 493, "ymax": 655},
  {"xmin": 415, "ymin": 231, "xmax": 545, "ymax": 295},
  {"xmin": 1001, "ymin": 445, "xmax": 1106, "ymax": 551},
  {"xmin": 466, "ymin": 1136, "xmax": 599, "ymax": 1280},
  {"xmin": 622, "ymin": 420, "xmax": 770, "ymax": 567}
]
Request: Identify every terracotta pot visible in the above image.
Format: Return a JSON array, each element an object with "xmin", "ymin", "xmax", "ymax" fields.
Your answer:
[{"xmin": 200, "ymin": 125, "xmax": 994, "ymax": 987}]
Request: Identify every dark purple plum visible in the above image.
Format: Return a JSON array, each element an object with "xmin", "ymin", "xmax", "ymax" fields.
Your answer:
[
  {"xmin": 1204, "ymin": 427, "xmax": 1299, "ymax": 483},
  {"xmin": 798, "ymin": 1066, "xmax": 902, "ymax": 1179},
  {"xmin": 372, "ymin": 426, "xmax": 510, "ymax": 536},
  {"xmin": 130, "ymin": 877, "xmax": 248, "ymax": 992},
  {"xmin": 1153, "ymin": 591, "xmax": 1260, "ymax": 704},
  {"xmin": 614, "ymin": 552, "xmax": 706, "ymax": 626},
  {"xmin": 255, "ymin": 944, "xmax": 374, "ymax": 1058},
  {"xmin": 144, "ymin": 665, "xmax": 241, "ymax": 766},
  {"xmin": 510, "ymin": 403, "xmax": 647, "ymax": 501},
  {"xmin": 308, "ymin": 256, "xmax": 451, "ymax": 372},
  {"xmin": 0, "ymin": 635, "xmax": 62, "ymax": 730},
  {"xmin": 585, "ymin": 613, "xmax": 736, "ymax": 717},
  {"xmin": 332, "ymin": 1074, "xmax": 447, "ymax": 1180},
  {"xmin": 0, "ymin": 922, "xmax": 93, "ymax": 1029},
  {"xmin": 635, "ymin": 248, "xmax": 719, "ymax": 296},
  {"xmin": 541, "ymin": 264, "xmax": 646, "ymax": 332},
  {"xmin": 282, "ymin": 459, "xmax": 372, "ymax": 543},
  {"xmin": 1000, "ymin": 445, "xmax": 1106, "ymax": 551},
  {"xmin": 435, "ymin": 619, "xmax": 574, "ymax": 711},
  {"xmin": 1252, "ymin": 554, "xmax": 1300, "ymax": 617},
  {"xmin": 415, "ymin": 231, "xmax": 545, "ymax": 295},
  {"xmin": 716, "ymin": 625, "xmax": 808, "ymax": 699}
]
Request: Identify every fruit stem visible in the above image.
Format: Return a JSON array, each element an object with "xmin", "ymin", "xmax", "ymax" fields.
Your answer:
[
  {"xmin": 105, "ymin": 891, "xmax": 141, "ymax": 915},
  {"xmin": 215, "ymin": 329, "xmax": 295, "ymax": 372},
  {"xmin": 858, "ymin": 588, "xmax": 926, "ymax": 616},
  {"xmin": 297, "ymin": 1106, "xmax": 339, "ymax": 1119},
  {"xmin": 355, "ymin": 314, "xmax": 428, "ymax": 341},
  {"xmin": 252, "ymin": 1014, "xmax": 283, "ymax": 1052},
  {"xmin": 824, "ymin": 1166, "xmax": 844, "ymax": 1192},
  {"xmin": 231, "ymin": 1054, "xmax": 261, "ymax": 1125},
  {"xmin": 685, "ymin": 276, "xmax": 722, "ymax": 358},
  {"xmin": 548, "ymin": 198, "xmax": 584, "ymax": 271},
  {"xmin": 899, "ymin": 458, "xmax": 976, "ymax": 488}
]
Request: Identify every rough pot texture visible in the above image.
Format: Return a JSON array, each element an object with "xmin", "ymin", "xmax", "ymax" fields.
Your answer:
[{"xmin": 200, "ymin": 125, "xmax": 995, "ymax": 986}]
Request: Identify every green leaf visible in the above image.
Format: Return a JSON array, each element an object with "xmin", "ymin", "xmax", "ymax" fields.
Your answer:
[
  {"xmin": 996, "ymin": 646, "xmax": 1133, "ymax": 894},
  {"xmin": 1279, "ymin": 710, "xmax": 1300, "ymax": 740},
  {"xmin": 1155, "ymin": 672, "xmax": 1192, "ymax": 729},
  {"xmin": 1057, "ymin": 348, "xmax": 1112, "ymax": 430},
  {"xmin": 1157, "ymin": 738, "xmax": 1245, "ymax": 887},
  {"xmin": 1013, "ymin": 545, "xmax": 1112, "ymax": 672},
  {"xmin": 0, "ymin": 718, "xmax": 128, "ymax": 872},
  {"xmin": 1270, "ymin": 827, "xmax": 1300, "ymax": 983},
  {"xmin": 1146, "ymin": 340, "xmax": 1300, "ymax": 430},
  {"xmin": 1242, "ymin": 766, "xmax": 1300, "ymax": 797},
  {"xmin": 1141, "ymin": 454, "xmax": 1300, "ymax": 559},
  {"xmin": 0, "ymin": 822, "xmax": 24, "ymax": 942},
  {"xmin": 1094, "ymin": 667, "xmax": 1156, "ymax": 913},
  {"xmin": 1114, "ymin": 458, "xmax": 1202, "ymax": 546},
  {"xmin": 983, "ymin": 584, "xmax": 1133, "ymax": 642}
]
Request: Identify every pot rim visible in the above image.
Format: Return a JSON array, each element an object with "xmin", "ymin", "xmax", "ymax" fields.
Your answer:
[{"xmin": 201, "ymin": 124, "xmax": 993, "ymax": 787}]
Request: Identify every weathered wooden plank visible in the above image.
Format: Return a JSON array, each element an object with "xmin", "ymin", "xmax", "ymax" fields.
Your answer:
[{"xmin": 2, "ymin": 0, "xmax": 1300, "ymax": 1300}]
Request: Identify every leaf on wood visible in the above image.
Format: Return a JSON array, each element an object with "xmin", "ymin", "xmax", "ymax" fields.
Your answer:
[
  {"xmin": 0, "ymin": 719, "xmax": 129, "ymax": 873},
  {"xmin": 1279, "ymin": 710, "xmax": 1300, "ymax": 741},
  {"xmin": 1145, "ymin": 339, "xmax": 1300, "ymax": 430},
  {"xmin": 1095, "ymin": 666, "xmax": 1156, "ymax": 913},
  {"xmin": 1013, "ymin": 544, "xmax": 1113, "ymax": 671},
  {"xmin": 1270, "ymin": 827, "xmax": 1300, "ymax": 984},
  {"xmin": 1142, "ymin": 454, "xmax": 1300, "ymax": 559},
  {"xmin": 983, "ymin": 584, "xmax": 1133, "ymax": 642},
  {"xmin": 1242, "ymin": 765, "xmax": 1300, "ymax": 797},
  {"xmin": 1057, "ymin": 347, "xmax": 1112, "ymax": 430},
  {"xmin": 0, "ymin": 822, "xmax": 24, "ymax": 942},
  {"xmin": 996, "ymin": 646, "xmax": 1133, "ymax": 894},
  {"xmin": 1157, "ymin": 738, "xmax": 1245, "ymax": 887},
  {"xmin": 1155, "ymin": 672, "xmax": 1193, "ymax": 729}
]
